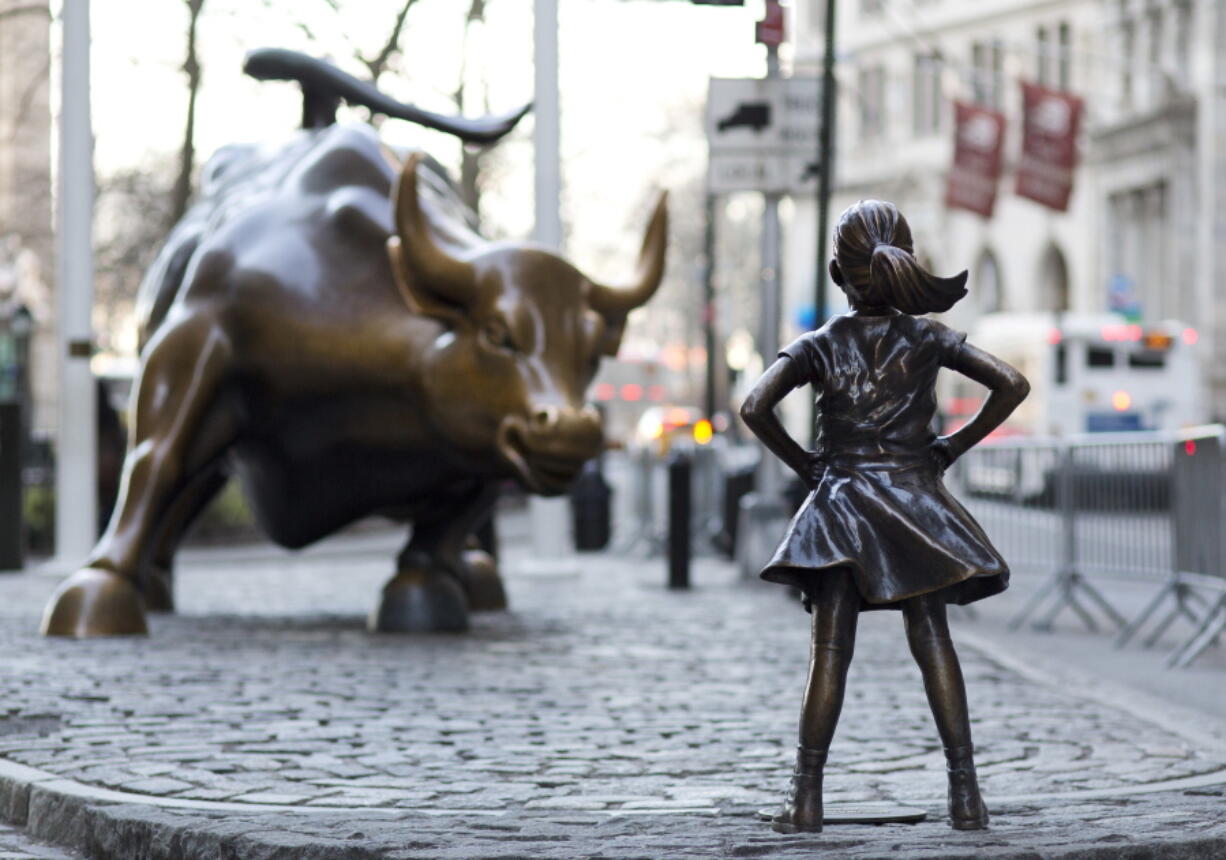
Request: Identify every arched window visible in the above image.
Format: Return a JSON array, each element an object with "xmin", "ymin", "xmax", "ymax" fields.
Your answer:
[
  {"xmin": 975, "ymin": 248, "xmax": 1003, "ymax": 313},
  {"xmin": 1040, "ymin": 244, "xmax": 1070, "ymax": 311}
]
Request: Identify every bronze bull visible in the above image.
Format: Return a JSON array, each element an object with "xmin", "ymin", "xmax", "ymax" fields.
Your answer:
[{"xmin": 41, "ymin": 51, "xmax": 667, "ymax": 637}]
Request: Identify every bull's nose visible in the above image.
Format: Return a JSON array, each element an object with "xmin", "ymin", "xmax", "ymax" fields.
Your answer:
[
  {"xmin": 528, "ymin": 405, "xmax": 602, "ymax": 443},
  {"xmin": 531, "ymin": 406, "xmax": 560, "ymax": 429}
]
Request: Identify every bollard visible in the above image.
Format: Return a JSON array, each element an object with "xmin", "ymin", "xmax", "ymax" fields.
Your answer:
[
  {"xmin": 571, "ymin": 458, "xmax": 612, "ymax": 551},
  {"xmin": 667, "ymin": 450, "xmax": 691, "ymax": 589},
  {"xmin": 0, "ymin": 402, "xmax": 22, "ymax": 570}
]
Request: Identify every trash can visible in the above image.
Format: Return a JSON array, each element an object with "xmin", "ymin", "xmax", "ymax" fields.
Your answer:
[
  {"xmin": 571, "ymin": 458, "xmax": 612, "ymax": 551},
  {"xmin": 0, "ymin": 307, "xmax": 30, "ymax": 571}
]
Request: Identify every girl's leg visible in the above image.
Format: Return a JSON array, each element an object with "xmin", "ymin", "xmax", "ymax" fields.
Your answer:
[
  {"xmin": 800, "ymin": 569, "xmax": 861, "ymax": 750},
  {"xmin": 773, "ymin": 569, "xmax": 860, "ymax": 834},
  {"xmin": 901, "ymin": 592, "xmax": 989, "ymax": 829}
]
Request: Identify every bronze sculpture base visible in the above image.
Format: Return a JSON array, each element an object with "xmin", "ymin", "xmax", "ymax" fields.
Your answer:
[
  {"xmin": 368, "ymin": 568, "xmax": 469, "ymax": 633},
  {"xmin": 757, "ymin": 803, "xmax": 927, "ymax": 826},
  {"xmin": 41, "ymin": 568, "xmax": 149, "ymax": 637}
]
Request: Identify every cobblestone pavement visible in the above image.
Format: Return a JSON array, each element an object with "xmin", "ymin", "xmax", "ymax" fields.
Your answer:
[{"xmin": 0, "ymin": 527, "xmax": 1223, "ymax": 858}]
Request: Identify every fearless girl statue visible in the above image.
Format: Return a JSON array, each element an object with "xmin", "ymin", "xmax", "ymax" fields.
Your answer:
[{"xmin": 740, "ymin": 200, "xmax": 1030, "ymax": 833}]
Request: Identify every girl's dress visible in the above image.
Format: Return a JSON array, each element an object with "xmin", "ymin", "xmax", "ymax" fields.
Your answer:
[{"xmin": 760, "ymin": 311, "xmax": 1008, "ymax": 610}]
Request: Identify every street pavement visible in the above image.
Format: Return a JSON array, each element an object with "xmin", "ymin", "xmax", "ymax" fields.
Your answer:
[{"xmin": 0, "ymin": 512, "xmax": 1224, "ymax": 859}]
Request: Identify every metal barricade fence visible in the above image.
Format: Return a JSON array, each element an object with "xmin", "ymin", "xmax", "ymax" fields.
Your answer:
[
  {"xmin": 951, "ymin": 427, "xmax": 1226, "ymax": 667},
  {"xmin": 610, "ymin": 440, "xmax": 737, "ymax": 558}
]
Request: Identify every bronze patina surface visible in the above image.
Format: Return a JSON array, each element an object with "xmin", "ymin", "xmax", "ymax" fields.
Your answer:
[
  {"xmin": 41, "ymin": 52, "xmax": 667, "ymax": 638},
  {"xmin": 740, "ymin": 200, "xmax": 1029, "ymax": 833}
]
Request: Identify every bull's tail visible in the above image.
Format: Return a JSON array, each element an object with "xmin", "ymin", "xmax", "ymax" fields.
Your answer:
[{"xmin": 243, "ymin": 48, "xmax": 531, "ymax": 145}]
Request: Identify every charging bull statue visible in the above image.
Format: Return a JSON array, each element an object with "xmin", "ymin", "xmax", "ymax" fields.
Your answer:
[{"xmin": 42, "ymin": 50, "xmax": 667, "ymax": 637}]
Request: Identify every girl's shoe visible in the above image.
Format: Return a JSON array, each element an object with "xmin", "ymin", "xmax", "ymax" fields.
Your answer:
[
  {"xmin": 771, "ymin": 747, "xmax": 826, "ymax": 834},
  {"xmin": 945, "ymin": 744, "xmax": 989, "ymax": 830}
]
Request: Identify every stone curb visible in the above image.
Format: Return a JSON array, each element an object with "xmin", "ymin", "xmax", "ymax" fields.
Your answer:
[{"xmin": 0, "ymin": 753, "xmax": 1223, "ymax": 859}]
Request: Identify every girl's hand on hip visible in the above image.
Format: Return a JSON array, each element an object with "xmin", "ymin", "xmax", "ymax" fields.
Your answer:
[
  {"xmin": 928, "ymin": 437, "xmax": 957, "ymax": 473},
  {"xmin": 801, "ymin": 450, "xmax": 827, "ymax": 489}
]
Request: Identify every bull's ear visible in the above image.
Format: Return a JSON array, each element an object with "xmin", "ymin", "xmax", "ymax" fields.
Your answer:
[{"xmin": 387, "ymin": 237, "xmax": 468, "ymax": 325}]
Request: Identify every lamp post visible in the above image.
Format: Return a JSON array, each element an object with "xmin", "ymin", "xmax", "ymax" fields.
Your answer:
[{"xmin": 811, "ymin": 0, "xmax": 837, "ymax": 446}]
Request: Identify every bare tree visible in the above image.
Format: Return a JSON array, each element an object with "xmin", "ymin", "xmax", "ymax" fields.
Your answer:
[
  {"xmin": 168, "ymin": 0, "xmax": 205, "ymax": 227},
  {"xmin": 94, "ymin": 160, "xmax": 177, "ymax": 354},
  {"xmin": 453, "ymin": 0, "xmax": 488, "ymax": 215}
]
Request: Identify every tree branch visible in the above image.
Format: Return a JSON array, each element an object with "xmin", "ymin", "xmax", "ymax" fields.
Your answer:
[
  {"xmin": 169, "ymin": 0, "xmax": 206, "ymax": 227},
  {"xmin": 358, "ymin": 0, "xmax": 417, "ymax": 83}
]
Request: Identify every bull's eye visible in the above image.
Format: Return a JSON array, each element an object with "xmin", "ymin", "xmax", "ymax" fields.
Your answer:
[{"xmin": 481, "ymin": 321, "xmax": 517, "ymax": 353}]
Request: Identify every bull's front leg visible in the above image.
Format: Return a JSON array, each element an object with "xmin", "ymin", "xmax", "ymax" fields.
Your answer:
[
  {"xmin": 40, "ymin": 315, "xmax": 237, "ymax": 637},
  {"xmin": 369, "ymin": 481, "xmax": 504, "ymax": 633}
]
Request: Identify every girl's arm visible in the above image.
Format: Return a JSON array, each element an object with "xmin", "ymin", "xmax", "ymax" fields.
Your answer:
[
  {"xmin": 739, "ymin": 357, "xmax": 823, "ymax": 487},
  {"xmin": 936, "ymin": 343, "xmax": 1030, "ymax": 466}
]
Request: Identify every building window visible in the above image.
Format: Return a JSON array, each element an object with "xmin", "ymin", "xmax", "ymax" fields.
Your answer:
[
  {"xmin": 1107, "ymin": 182, "xmax": 1172, "ymax": 320},
  {"xmin": 1036, "ymin": 26, "xmax": 1050, "ymax": 86},
  {"xmin": 912, "ymin": 51, "xmax": 943, "ymax": 136},
  {"xmin": 975, "ymin": 249, "xmax": 1003, "ymax": 313},
  {"xmin": 860, "ymin": 0, "xmax": 883, "ymax": 16},
  {"xmin": 1040, "ymin": 244, "xmax": 1070, "ymax": 312},
  {"xmin": 970, "ymin": 39, "xmax": 1004, "ymax": 108},
  {"xmin": 1148, "ymin": 7, "xmax": 1163, "ymax": 68},
  {"xmin": 1120, "ymin": 19, "xmax": 1134, "ymax": 108},
  {"xmin": 1057, "ymin": 21, "xmax": 1071, "ymax": 90},
  {"xmin": 1173, "ymin": 1, "xmax": 1192, "ymax": 86},
  {"xmin": 859, "ymin": 64, "xmax": 886, "ymax": 142}
]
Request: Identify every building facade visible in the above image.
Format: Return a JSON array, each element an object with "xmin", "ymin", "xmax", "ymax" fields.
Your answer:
[
  {"xmin": 0, "ymin": 0, "xmax": 54, "ymax": 434},
  {"xmin": 785, "ymin": 0, "xmax": 1226, "ymax": 422}
]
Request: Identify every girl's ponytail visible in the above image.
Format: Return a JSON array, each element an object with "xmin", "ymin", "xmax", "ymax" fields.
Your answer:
[
  {"xmin": 868, "ymin": 243, "xmax": 967, "ymax": 314},
  {"xmin": 834, "ymin": 200, "xmax": 968, "ymax": 315}
]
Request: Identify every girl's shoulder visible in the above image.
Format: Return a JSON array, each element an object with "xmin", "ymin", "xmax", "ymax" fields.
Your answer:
[{"xmin": 912, "ymin": 315, "xmax": 968, "ymax": 362}]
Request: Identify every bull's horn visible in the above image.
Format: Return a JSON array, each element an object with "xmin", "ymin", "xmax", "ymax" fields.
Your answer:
[
  {"xmin": 588, "ymin": 191, "xmax": 668, "ymax": 316},
  {"xmin": 392, "ymin": 153, "xmax": 477, "ymax": 306}
]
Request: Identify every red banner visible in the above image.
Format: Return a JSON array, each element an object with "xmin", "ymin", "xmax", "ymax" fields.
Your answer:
[
  {"xmin": 945, "ymin": 101, "xmax": 1006, "ymax": 218},
  {"xmin": 1015, "ymin": 81, "xmax": 1083, "ymax": 212}
]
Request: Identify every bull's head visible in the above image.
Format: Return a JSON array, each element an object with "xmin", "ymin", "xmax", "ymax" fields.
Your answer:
[{"xmin": 387, "ymin": 154, "xmax": 667, "ymax": 495}]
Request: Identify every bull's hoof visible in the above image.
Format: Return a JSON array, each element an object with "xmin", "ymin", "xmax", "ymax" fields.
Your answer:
[
  {"xmin": 459, "ymin": 549, "xmax": 508, "ymax": 613},
  {"xmin": 40, "ymin": 568, "xmax": 149, "ymax": 637},
  {"xmin": 369, "ymin": 569, "xmax": 469, "ymax": 633},
  {"xmin": 142, "ymin": 563, "xmax": 176, "ymax": 613}
]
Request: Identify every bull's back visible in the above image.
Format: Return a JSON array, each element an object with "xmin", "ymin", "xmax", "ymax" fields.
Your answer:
[{"xmin": 133, "ymin": 125, "xmax": 444, "ymax": 348}]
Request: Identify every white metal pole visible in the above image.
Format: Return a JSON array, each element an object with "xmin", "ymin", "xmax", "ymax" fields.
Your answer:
[
  {"xmin": 54, "ymin": 0, "xmax": 97, "ymax": 568},
  {"xmin": 529, "ymin": 0, "xmax": 571, "ymax": 561},
  {"xmin": 758, "ymin": 44, "xmax": 783, "ymax": 500},
  {"xmin": 533, "ymin": 0, "xmax": 562, "ymax": 250}
]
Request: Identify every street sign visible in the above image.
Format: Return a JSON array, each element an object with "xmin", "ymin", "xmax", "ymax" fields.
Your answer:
[
  {"xmin": 706, "ymin": 77, "xmax": 820, "ymax": 194},
  {"xmin": 755, "ymin": 0, "xmax": 785, "ymax": 47},
  {"xmin": 708, "ymin": 152, "xmax": 818, "ymax": 196}
]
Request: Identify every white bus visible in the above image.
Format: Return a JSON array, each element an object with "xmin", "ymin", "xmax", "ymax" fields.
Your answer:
[{"xmin": 942, "ymin": 312, "xmax": 1205, "ymax": 439}]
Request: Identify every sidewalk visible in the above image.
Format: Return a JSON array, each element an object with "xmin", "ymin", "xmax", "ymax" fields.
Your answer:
[{"xmin": 0, "ymin": 521, "xmax": 1223, "ymax": 859}]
